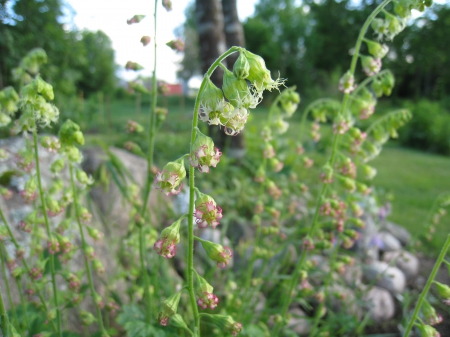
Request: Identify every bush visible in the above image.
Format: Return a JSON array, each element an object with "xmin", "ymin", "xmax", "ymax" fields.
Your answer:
[{"xmin": 399, "ymin": 99, "xmax": 450, "ymax": 155}]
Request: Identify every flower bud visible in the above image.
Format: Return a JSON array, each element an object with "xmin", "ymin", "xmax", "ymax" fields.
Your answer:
[
  {"xmin": 196, "ymin": 273, "xmax": 219, "ymax": 310},
  {"xmin": 435, "ymin": 282, "xmax": 450, "ymax": 304},
  {"xmin": 87, "ymin": 227, "xmax": 104, "ymax": 241},
  {"xmin": 92, "ymin": 259, "xmax": 105, "ymax": 275},
  {"xmin": 125, "ymin": 61, "xmax": 144, "ymax": 71},
  {"xmin": 199, "ymin": 78, "xmax": 230, "ymax": 126},
  {"xmin": 261, "ymin": 125, "xmax": 272, "ymax": 142},
  {"xmin": 32, "ymin": 76, "xmax": 54, "ymax": 101},
  {"xmin": 339, "ymin": 71, "xmax": 356, "ymax": 94},
  {"xmin": 269, "ymin": 158, "xmax": 283, "ymax": 173},
  {"xmin": 166, "ymin": 38, "xmax": 184, "ymax": 52},
  {"xmin": 190, "ymin": 131, "xmax": 222, "ymax": 173},
  {"xmin": 154, "ymin": 217, "xmax": 182, "ymax": 258},
  {"xmin": 126, "ymin": 120, "xmax": 144, "ymax": 133},
  {"xmin": 271, "ymin": 117, "xmax": 289, "ymax": 135},
  {"xmin": 41, "ymin": 136, "xmax": 60, "ymax": 153},
  {"xmin": 244, "ymin": 49, "xmax": 284, "ymax": 93},
  {"xmin": 154, "ymin": 158, "xmax": 186, "ymax": 196},
  {"xmin": 46, "ymin": 196, "xmax": 63, "ymax": 217},
  {"xmin": 140, "ymin": 36, "xmax": 151, "ymax": 46},
  {"xmin": 361, "ymin": 164, "xmax": 377, "ymax": 180},
  {"xmin": 76, "ymin": 169, "xmax": 94, "ymax": 185},
  {"xmin": 263, "ymin": 143, "xmax": 275, "ymax": 159},
  {"xmin": 365, "ymin": 40, "xmax": 389, "ymax": 59},
  {"xmin": 416, "ymin": 323, "xmax": 441, "ymax": 337},
  {"xmin": 394, "ymin": 1, "xmax": 411, "ymax": 18},
  {"xmin": 197, "ymin": 238, "xmax": 232, "ymax": 268},
  {"xmin": 349, "ymin": 217, "xmax": 365, "ymax": 228},
  {"xmin": 127, "ymin": 15, "xmax": 145, "ymax": 25},
  {"xmin": 162, "ymin": 0, "xmax": 172, "ymax": 11},
  {"xmin": 233, "ymin": 52, "xmax": 250, "ymax": 80},
  {"xmin": 158, "ymin": 291, "xmax": 181, "ymax": 326},
  {"xmin": 384, "ymin": 11, "xmax": 405, "ymax": 40},
  {"xmin": 422, "ymin": 300, "xmax": 443, "ymax": 325},
  {"xmin": 381, "ymin": 71, "xmax": 395, "ymax": 96},
  {"xmin": 170, "ymin": 314, "xmax": 189, "ymax": 330},
  {"xmin": 194, "ymin": 192, "xmax": 223, "ymax": 229},
  {"xmin": 80, "ymin": 311, "xmax": 97, "ymax": 326},
  {"xmin": 320, "ymin": 164, "xmax": 334, "ymax": 184},
  {"xmin": 372, "ymin": 78, "xmax": 384, "ymax": 97},
  {"xmin": 0, "ymin": 86, "xmax": 19, "ymax": 114},
  {"xmin": 205, "ymin": 314, "xmax": 242, "ymax": 336},
  {"xmin": 339, "ymin": 176, "xmax": 356, "ymax": 192},
  {"xmin": 222, "ymin": 67, "xmax": 255, "ymax": 108},
  {"xmin": 280, "ymin": 89, "xmax": 300, "ymax": 118},
  {"xmin": 361, "ymin": 56, "xmax": 382, "ymax": 77},
  {"xmin": 59, "ymin": 120, "xmax": 84, "ymax": 147}
]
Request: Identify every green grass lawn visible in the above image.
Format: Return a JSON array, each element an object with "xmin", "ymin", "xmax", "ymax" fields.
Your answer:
[
  {"xmin": 371, "ymin": 146, "xmax": 450, "ymax": 254},
  {"xmin": 84, "ymin": 97, "xmax": 450, "ymax": 254}
]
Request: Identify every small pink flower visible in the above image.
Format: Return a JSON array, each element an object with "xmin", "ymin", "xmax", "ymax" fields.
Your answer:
[
  {"xmin": 162, "ymin": 0, "xmax": 172, "ymax": 11},
  {"xmin": 20, "ymin": 189, "xmax": 37, "ymax": 203},
  {"xmin": 154, "ymin": 159, "xmax": 186, "ymax": 196},
  {"xmin": 195, "ymin": 195, "xmax": 223, "ymax": 229},
  {"xmin": 190, "ymin": 145, "xmax": 222, "ymax": 173},
  {"xmin": 47, "ymin": 239, "xmax": 60, "ymax": 255},
  {"xmin": 197, "ymin": 292, "xmax": 219, "ymax": 310},
  {"xmin": 154, "ymin": 238, "xmax": 177, "ymax": 258}
]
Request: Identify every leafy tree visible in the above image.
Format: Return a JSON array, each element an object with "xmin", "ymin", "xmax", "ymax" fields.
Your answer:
[
  {"xmin": 76, "ymin": 30, "xmax": 117, "ymax": 97},
  {"xmin": 0, "ymin": 0, "xmax": 116, "ymax": 99}
]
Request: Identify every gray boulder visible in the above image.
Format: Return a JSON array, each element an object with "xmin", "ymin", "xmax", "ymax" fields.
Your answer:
[
  {"xmin": 382, "ymin": 222, "xmax": 411, "ymax": 246},
  {"xmin": 363, "ymin": 261, "xmax": 406, "ymax": 294},
  {"xmin": 383, "ymin": 250, "xmax": 419, "ymax": 281},
  {"xmin": 363, "ymin": 286, "xmax": 395, "ymax": 322}
]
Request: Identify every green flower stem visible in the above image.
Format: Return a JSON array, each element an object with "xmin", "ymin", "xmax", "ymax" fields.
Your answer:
[
  {"xmin": 298, "ymin": 98, "xmax": 340, "ymax": 143},
  {"xmin": 364, "ymin": 109, "xmax": 407, "ymax": 136},
  {"xmin": 0, "ymin": 206, "xmax": 56, "ymax": 331},
  {"xmin": 403, "ymin": 234, "xmax": 450, "ymax": 337},
  {"xmin": 310, "ymin": 242, "xmax": 340, "ymax": 336},
  {"xmin": 32, "ymin": 129, "xmax": 62, "ymax": 337},
  {"xmin": 139, "ymin": 0, "xmax": 159, "ymax": 321},
  {"xmin": 16, "ymin": 280, "xmax": 30, "ymax": 332},
  {"xmin": 188, "ymin": 46, "xmax": 241, "ymax": 336},
  {"xmin": 69, "ymin": 164, "xmax": 106, "ymax": 334},
  {"xmin": 351, "ymin": 69, "xmax": 390, "ymax": 97},
  {"xmin": 0, "ymin": 283, "xmax": 10, "ymax": 337},
  {"xmin": 272, "ymin": 2, "xmax": 391, "ymax": 336},
  {"xmin": 0, "ymin": 244, "xmax": 19, "ymax": 332}
]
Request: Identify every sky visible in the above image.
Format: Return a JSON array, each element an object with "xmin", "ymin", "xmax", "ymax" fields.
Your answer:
[{"xmin": 65, "ymin": 0, "xmax": 259, "ymax": 85}]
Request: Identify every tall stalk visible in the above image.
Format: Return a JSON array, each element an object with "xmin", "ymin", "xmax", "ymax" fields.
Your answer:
[
  {"xmin": 0, "ymin": 244, "xmax": 19, "ymax": 332},
  {"xmin": 138, "ymin": 0, "xmax": 159, "ymax": 321},
  {"xmin": 403, "ymin": 234, "xmax": 450, "ymax": 337},
  {"xmin": 32, "ymin": 129, "xmax": 62, "ymax": 337},
  {"xmin": 271, "ymin": 1, "xmax": 391, "ymax": 335},
  {"xmin": 187, "ymin": 46, "xmax": 240, "ymax": 336},
  {"xmin": 0, "ymin": 206, "xmax": 56, "ymax": 332},
  {"xmin": 0, "ymin": 284, "xmax": 10, "ymax": 337},
  {"xmin": 69, "ymin": 164, "xmax": 106, "ymax": 334}
]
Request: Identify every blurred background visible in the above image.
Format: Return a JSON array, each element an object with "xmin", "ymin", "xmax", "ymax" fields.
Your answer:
[{"xmin": 1, "ymin": 0, "xmax": 449, "ymax": 251}]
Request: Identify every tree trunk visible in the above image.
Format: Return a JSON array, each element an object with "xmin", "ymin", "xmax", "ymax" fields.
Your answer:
[
  {"xmin": 195, "ymin": 0, "xmax": 245, "ymax": 156},
  {"xmin": 222, "ymin": 0, "xmax": 245, "ymax": 67},
  {"xmin": 195, "ymin": 0, "xmax": 226, "ymax": 87},
  {"xmin": 222, "ymin": 0, "xmax": 246, "ymax": 156}
]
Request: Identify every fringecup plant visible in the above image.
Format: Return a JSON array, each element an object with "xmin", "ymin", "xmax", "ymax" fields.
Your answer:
[{"xmin": 152, "ymin": 45, "xmax": 283, "ymax": 336}]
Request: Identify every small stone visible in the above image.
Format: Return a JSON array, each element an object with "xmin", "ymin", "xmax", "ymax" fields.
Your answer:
[
  {"xmin": 382, "ymin": 250, "xmax": 419, "ymax": 281},
  {"xmin": 363, "ymin": 286, "xmax": 395, "ymax": 322},
  {"xmin": 378, "ymin": 231, "xmax": 402, "ymax": 252},
  {"xmin": 383, "ymin": 222, "xmax": 411, "ymax": 246},
  {"xmin": 287, "ymin": 308, "xmax": 311, "ymax": 336},
  {"xmin": 363, "ymin": 261, "xmax": 406, "ymax": 294}
]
